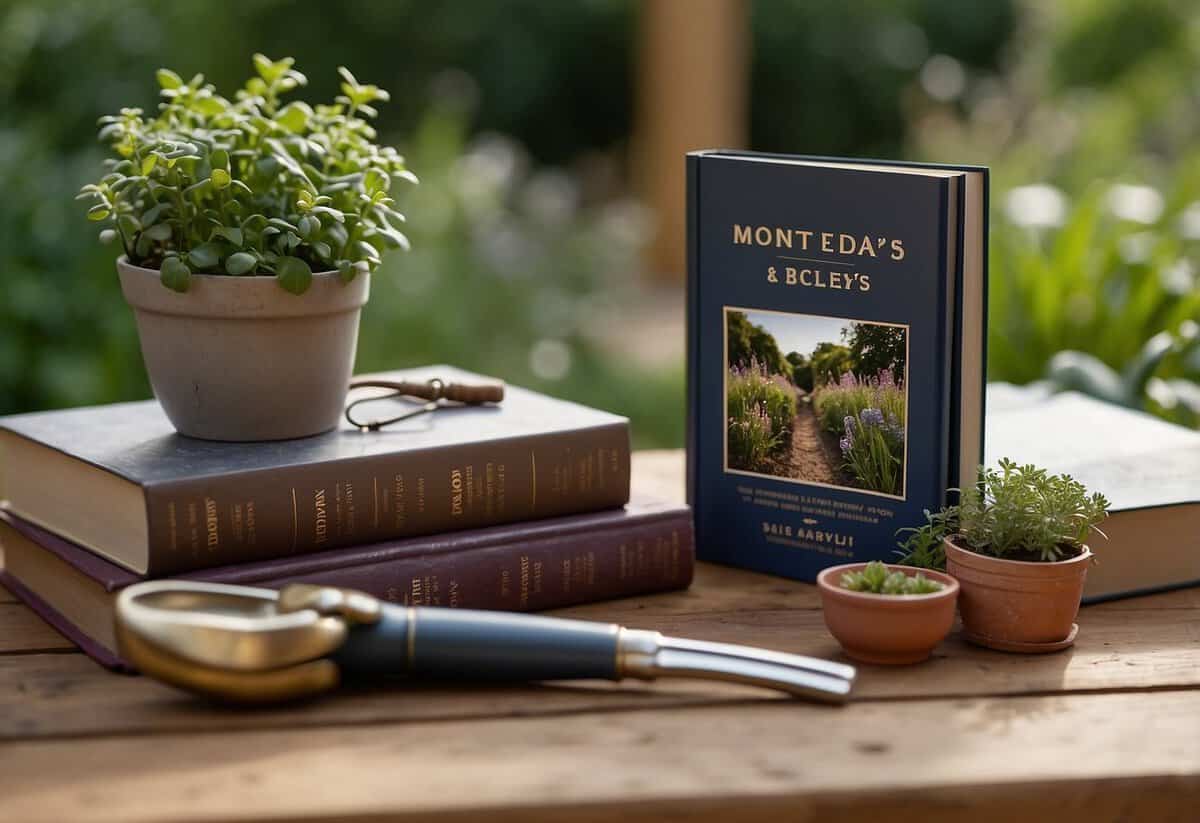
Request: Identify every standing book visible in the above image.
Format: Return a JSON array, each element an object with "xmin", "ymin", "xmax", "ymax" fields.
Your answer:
[
  {"xmin": 0, "ymin": 365, "xmax": 630, "ymax": 575},
  {"xmin": 0, "ymin": 499, "xmax": 694, "ymax": 669},
  {"xmin": 687, "ymin": 151, "xmax": 987, "ymax": 581}
]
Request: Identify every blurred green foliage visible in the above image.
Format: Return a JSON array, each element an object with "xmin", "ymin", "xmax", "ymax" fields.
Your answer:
[
  {"xmin": 909, "ymin": 0, "xmax": 1200, "ymax": 426},
  {"xmin": 3, "ymin": 0, "xmax": 1197, "ymax": 448}
]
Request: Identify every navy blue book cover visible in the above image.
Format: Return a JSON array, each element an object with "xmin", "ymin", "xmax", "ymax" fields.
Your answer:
[{"xmin": 687, "ymin": 151, "xmax": 986, "ymax": 581}]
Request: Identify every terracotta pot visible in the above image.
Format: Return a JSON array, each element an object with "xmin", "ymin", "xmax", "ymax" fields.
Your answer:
[
  {"xmin": 816, "ymin": 563, "xmax": 959, "ymax": 665},
  {"xmin": 944, "ymin": 537, "xmax": 1090, "ymax": 649},
  {"xmin": 118, "ymin": 258, "xmax": 369, "ymax": 441}
]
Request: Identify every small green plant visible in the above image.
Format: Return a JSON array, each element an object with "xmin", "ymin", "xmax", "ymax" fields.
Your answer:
[
  {"xmin": 897, "ymin": 458, "xmax": 1110, "ymax": 567},
  {"xmin": 840, "ymin": 561, "xmax": 943, "ymax": 595},
  {"xmin": 78, "ymin": 55, "xmax": 416, "ymax": 294}
]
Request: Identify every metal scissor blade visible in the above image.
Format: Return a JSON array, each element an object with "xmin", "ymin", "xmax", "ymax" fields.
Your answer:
[
  {"xmin": 657, "ymin": 636, "xmax": 857, "ymax": 683},
  {"xmin": 650, "ymin": 647, "xmax": 855, "ymax": 703}
]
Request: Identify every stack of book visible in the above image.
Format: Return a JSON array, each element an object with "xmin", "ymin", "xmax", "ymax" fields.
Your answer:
[{"xmin": 0, "ymin": 365, "xmax": 695, "ymax": 668}]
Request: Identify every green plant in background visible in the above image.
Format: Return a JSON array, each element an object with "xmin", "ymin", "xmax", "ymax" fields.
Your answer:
[
  {"xmin": 988, "ymin": 183, "xmax": 1200, "ymax": 427},
  {"xmin": 79, "ymin": 56, "xmax": 415, "ymax": 293},
  {"xmin": 897, "ymin": 458, "xmax": 1109, "ymax": 567},
  {"xmin": 726, "ymin": 359, "xmax": 797, "ymax": 472},
  {"xmin": 840, "ymin": 561, "xmax": 943, "ymax": 595}
]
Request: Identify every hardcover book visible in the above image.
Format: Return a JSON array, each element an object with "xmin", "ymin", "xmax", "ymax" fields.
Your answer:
[
  {"xmin": 986, "ymin": 386, "xmax": 1200, "ymax": 603},
  {"xmin": 0, "ymin": 365, "xmax": 631, "ymax": 575},
  {"xmin": 0, "ymin": 499, "xmax": 694, "ymax": 669},
  {"xmin": 687, "ymin": 151, "xmax": 987, "ymax": 581}
]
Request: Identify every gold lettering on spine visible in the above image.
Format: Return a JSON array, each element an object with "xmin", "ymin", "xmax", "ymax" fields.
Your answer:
[
  {"xmin": 203, "ymin": 497, "xmax": 219, "ymax": 551},
  {"xmin": 519, "ymin": 555, "xmax": 530, "ymax": 609},
  {"xmin": 449, "ymin": 467, "xmax": 464, "ymax": 516},
  {"xmin": 313, "ymin": 489, "xmax": 328, "ymax": 545}
]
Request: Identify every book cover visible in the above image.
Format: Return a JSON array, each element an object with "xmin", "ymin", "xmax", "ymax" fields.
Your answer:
[
  {"xmin": 0, "ymin": 365, "xmax": 631, "ymax": 575},
  {"xmin": 986, "ymin": 386, "xmax": 1200, "ymax": 602},
  {"xmin": 0, "ymin": 498, "xmax": 694, "ymax": 669},
  {"xmin": 687, "ymin": 151, "xmax": 987, "ymax": 581}
]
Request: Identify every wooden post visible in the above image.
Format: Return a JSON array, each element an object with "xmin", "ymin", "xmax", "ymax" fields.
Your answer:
[{"xmin": 633, "ymin": 0, "xmax": 749, "ymax": 281}]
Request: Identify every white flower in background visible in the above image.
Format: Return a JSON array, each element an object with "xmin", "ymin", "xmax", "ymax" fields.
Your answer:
[
  {"xmin": 920, "ymin": 54, "xmax": 966, "ymax": 102},
  {"xmin": 1160, "ymin": 259, "xmax": 1196, "ymax": 295},
  {"xmin": 529, "ymin": 339, "xmax": 571, "ymax": 381},
  {"xmin": 454, "ymin": 133, "xmax": 526, "ymax": 210},
  {"xmin": 1118, "ymin": 231, "xmax": 1155, "ymax": 264},
  {"xmin": 1176, "ymin": 202, "xmax": 1200, "ymax": 239},
  {"xmin": 1106, "ymin": 183, "xmax": 1164, "ymax": 224},
  {"xmin": 1004, "ymin": 183, "xmax": 1067, "ymax": 228},
  {"xmin": 520, "ymin": 169, "xmax": 579, "ymax": 226},
  {"xmin": 1146, "ymin": 377, "xmax": 1177, "ymax": 410}
]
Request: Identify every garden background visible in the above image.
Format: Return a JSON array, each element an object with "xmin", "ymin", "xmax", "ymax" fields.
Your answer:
[{"xmin": 2, "ymin": 0, "xmax": 1198, "ymax": 445}]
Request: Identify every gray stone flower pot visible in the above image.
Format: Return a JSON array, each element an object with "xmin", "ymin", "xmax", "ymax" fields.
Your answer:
[{"xmin": 117, "ymin": 258, "xmax": 369, "ymax": 441}]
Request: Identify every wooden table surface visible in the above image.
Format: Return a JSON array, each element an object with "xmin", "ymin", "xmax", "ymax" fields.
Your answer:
[{"xmin": 2, "ymin": 450, "xmax": 1198, "ymax": 822}]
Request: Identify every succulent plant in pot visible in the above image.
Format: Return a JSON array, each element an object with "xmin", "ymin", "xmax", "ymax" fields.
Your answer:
[
  {"xmin": 816, "ymin": 561, "xmax": 959, "ymax": 665},
  {"xmin": 78, "ymin": 55, "xmax": 416, "ymax": 441},
  {"xmin": 898, "ymin": 459, "xmax": 1110, "ymax": 652}
]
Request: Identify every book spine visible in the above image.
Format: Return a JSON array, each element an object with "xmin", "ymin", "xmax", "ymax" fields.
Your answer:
[
  {"xmin": 143, "ymin": 422, "xmax": 631, "ymax": 574},
  {"xmin": 257, "ymin": 511, "xmax": 695, "ymax": 611}
]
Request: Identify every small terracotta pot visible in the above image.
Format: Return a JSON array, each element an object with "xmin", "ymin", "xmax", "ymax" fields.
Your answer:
[
  {"xmin": 944, "ymin": 537, "xmax": 1090, "ymax": 649},
  {"xmin": 817, "ymin": 563, "xmax": 959, "ymax": 665},
  {"xmin": 118, "ymin": 258, "xmax": 369, "ymax": 441}
]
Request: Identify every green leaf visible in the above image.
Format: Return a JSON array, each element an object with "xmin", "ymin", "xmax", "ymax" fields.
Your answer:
[
  {"xmin": 253, "ymin": 53, "xmax": 284, "ymax": 83},
  {"xmin": 141, "ymin": 202, "xmax": 170, "ymax": 227},
  {"xmin": 211, "ymin": 226, "xmax": 244, "ymax": 247},
  {"xmin": 363, "ymin": 168, "xmax": 388, "ymax": 195},
  {"xmin": 210, "ymin": 168, "xmax": 231, "ymax": 189},
  {"xmin": 297, "ymin": 214, "xmax": 319, "ymax": 239},
  {"xmin": 141, "ymin": 155, "xmax": 158, "ymax": 176},
  {"xmin": 310, "ymin": 206, "xmax": 344, "ymax": 223},
  {"xmin": 225, "ymin": 251, "xmax": 257, "ymax": 276},
  {"xmin": 98, "ymin": 228, "xmax": 118, "ymax": 244},
  {"xmin": 336, "ymin": 259, "xmax": 354, "ymax": 283},
  {"xmin": 144, "ymin": 223, "xmax": 173, "ymax": 242},
  {"xmin": 160, "ymin": 256, "xmax": 190, "ymax": 292},
  {"xmin": 156, "ymin": 69, "xmax": 183, "ymax": 90},
  {"xmin": 86, "ymin": 205, "xmax": 110, "ymax": 221},
  {"xmin": 192, "ymin": 96, "xmax": 226, "ymax": 117},
  {"xmin": 275, "ymin": 101, "xmax": 313, "ymax": 134},
  {"xmin": 187, "ymin": 242, "xmax": 222, "ymax": 269},
  {"xmin": 276, "ymin": 255, "xmax": 312, "ymax": 295}
]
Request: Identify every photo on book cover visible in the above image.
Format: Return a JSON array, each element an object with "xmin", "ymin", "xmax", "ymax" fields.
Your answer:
[{"xmin": 723, "ymin": 306, "xmax": 909, "ymax": 500}]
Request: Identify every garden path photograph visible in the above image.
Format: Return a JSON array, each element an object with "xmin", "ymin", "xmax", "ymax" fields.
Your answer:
[{"xmin": 724, "ymin": 307, "xmax": 908, "ymax": 497}]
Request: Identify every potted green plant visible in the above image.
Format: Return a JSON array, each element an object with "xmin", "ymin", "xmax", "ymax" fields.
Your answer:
[
  {"xmin": 898, "ymin": 459, "xmax": 1109, "ymax": 652},
  {"xmin": 816, "ymin": 561, "xmax": 959, "ymax": 665},
  {"xmin": 78, "ymin": 55, "xmax": 416, "ymax": 441}
]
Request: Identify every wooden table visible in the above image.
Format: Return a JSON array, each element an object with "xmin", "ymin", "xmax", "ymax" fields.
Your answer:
[{"xmin": 2, "ymin": 450, "xmax": 1198, "ymax": 822}]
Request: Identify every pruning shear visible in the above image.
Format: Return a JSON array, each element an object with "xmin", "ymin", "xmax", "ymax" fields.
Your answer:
[
  {"xmin": 115, "ymin": 580, "xmax": 857, "ymax": 704},
  {"xmin": 344, "ymin": 376, "xmax": 505, "ymax": 431}
]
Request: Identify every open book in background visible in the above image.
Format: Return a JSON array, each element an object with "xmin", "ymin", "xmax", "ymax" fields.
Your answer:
[{"xmin": 986, "ymin": 385, "xmax": 1200, "ymax": 603}]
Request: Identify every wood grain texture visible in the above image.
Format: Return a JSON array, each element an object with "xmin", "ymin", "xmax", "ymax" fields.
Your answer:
[
  {"xmin": 0, "ymin": 603, "xmax": 73, "ymax": 653},
  {"xmin": 2, "ymin": 569, "xmax": 1197, "ymax": 741},
  {"xmin": 0, "ymin": 448, "xmax": 1198, "ymax": 823},
  {"xmin": 2, "ymin": 691, "xmax": 1198, "ymax": 823}
]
